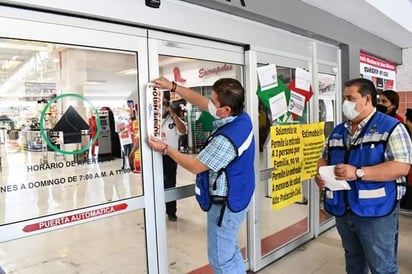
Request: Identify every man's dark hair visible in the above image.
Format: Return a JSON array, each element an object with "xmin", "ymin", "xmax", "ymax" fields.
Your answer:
[
  {"xmin": 212, "ymin": 78, "xmax": 245, "ymax": 116},
  {"xmin": 344, "ymin": 78, "xmax": 377, "ymax": 107}
]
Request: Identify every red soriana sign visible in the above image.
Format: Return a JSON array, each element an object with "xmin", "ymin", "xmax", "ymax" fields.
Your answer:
[
  {"xmin": 22, "ymin": 203, "xmax": 128, "ymax": 233},
  {"xmin": 360, "ymin": 52, "xmax": 396, "ymax": 92},
  {"xmin": 199, "ymin": 64, "xmax": 233, "ymax": 78}
]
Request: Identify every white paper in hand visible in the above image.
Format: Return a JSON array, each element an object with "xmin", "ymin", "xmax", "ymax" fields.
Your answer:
[
  {"xmin": 319, "ymin": 165, "xmax": 351, "ymax": 191},
  {"xmin": 147, "ymin": 83, "xmax": 162, "ymax": 139}
]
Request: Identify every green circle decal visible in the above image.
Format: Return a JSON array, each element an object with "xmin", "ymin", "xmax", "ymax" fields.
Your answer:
[{"xmin": 39, "ymin": 93, "xmax": 101, "ymax": 155}]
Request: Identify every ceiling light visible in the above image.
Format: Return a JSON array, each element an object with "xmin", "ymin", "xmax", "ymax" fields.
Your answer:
[
  {"xmin": 83, "ymin": 80, "xmax": 107, "ymax": 85},
  {"xmin": 117, "ymin": 68, "xmax": 137, "ymax": 75}
]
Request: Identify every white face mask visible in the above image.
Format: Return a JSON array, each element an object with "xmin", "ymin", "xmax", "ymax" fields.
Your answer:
[
  {"xmin": 342, "ymin": 100, "xmax": 360, "ymax": 120},
  {"xmin": 208, "ymin": 100, "xmax": 220, "ymax": 119}
]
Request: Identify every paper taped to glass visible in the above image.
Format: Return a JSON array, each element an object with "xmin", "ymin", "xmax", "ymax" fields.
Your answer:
[{"xmin": 147, "ymin": 83, "xmax": 162, "ymax": 139}]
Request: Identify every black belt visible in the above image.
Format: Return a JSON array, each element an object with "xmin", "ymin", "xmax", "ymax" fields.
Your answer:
[{"xmin": 211, "ymin": 196, "xmax": 226, "ymax": 204}]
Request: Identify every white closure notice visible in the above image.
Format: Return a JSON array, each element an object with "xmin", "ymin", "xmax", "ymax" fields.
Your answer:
[{"xmin": 147, "ymin": 83, "xmax": 162, "ymax": 139}]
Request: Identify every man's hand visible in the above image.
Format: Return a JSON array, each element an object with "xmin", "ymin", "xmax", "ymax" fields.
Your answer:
[
  {"xmin": 147, "ymin": 136, "xmax": 167, "ymax": 153},
  {"xmin": 334, "ymin": 164, "xmax": 357, "ymax": 181},
  {"xmin": 315, "ymin": 173, "xmax": 326, "ymax": 191},
  {"xmin": 153, "ymin": 77, "xmax": 172, "ymax": 90}
]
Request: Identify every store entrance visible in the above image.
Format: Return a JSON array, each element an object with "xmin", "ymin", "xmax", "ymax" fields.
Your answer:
[
  {"xmin": 147, "ymin": 31, "xmax": 248, "ymax": 272},
  {"xmin": 245, "ymin": 42, "xmax": 341, "ymax": 270},
  {"xmin": 0, "ymin": 7, "xmax": 342, "ymax": 273},
  {"xmin": 0, "ymin": 13, "xmax": 158, "ymax": 272},
  {"xmin": 0, "ymin": 41, "xmax": 147, "ymax": 219},
  {"xmin": 0, "ymin": 21, "xmax": 250, "ymax": 272},
  {"xmin": 255, "ymin": 60, "xmax": 313, "ymax": 262}
]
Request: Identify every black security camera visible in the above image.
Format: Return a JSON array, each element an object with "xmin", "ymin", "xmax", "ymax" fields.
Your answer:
[{"xmin": 146, "ymin": 0, "xmax": 160, "ymax": 8}]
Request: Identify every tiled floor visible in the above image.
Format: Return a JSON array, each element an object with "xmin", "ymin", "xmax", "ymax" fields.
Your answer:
[
  {"xmin": 2, "ymin": 213, "xmax": 411, "ymax": 273},
  {"xmin": 253, "ymin": 213, "xmax": 412, "ymax": 274},
  {"xmin": 1, "ymin": 196, "xmax": 412, "ymax": 273}
]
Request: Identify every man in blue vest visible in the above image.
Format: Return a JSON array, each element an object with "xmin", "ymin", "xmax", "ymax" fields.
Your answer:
[
  {"xmin": 148, "ymin": 77, "xmax": 255, "ymax": 274},
  {"xmin": 315, "ymin": 78, "xmax": 412, "ymax": 274}
]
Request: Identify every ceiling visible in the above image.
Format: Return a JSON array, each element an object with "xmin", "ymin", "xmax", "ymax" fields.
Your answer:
[
  {"xmin": 0, "ymin": 39, "xmax": 139, "ymax": 103},
  {"xmin": 0, "ymin": 39, "xmax": 50, "ymax": 85},
  {"xmin": 1, "ymin": 1, "xmax": 412, "ymax": 94},
  {"xmin": 302, "ymin": 0, "xmax": 412, "ymax": 48}
]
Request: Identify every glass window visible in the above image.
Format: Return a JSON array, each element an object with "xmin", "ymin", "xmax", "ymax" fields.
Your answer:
[
  {"xmin": 257, "ymin": 64, "xmax": 310, "ymax": 256},
  {"xmin": 0, "ymin": 39, "xmax": 141, "ymax": 224},
  {"xmin": 158, "ymin": 55, "xmax": 248, "ymax": 271}
]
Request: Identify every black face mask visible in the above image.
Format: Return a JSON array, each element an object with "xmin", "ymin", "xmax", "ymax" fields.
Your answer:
[{"xmin": 376, "ymin": 104, "xmax": 388, "ymax": 113}]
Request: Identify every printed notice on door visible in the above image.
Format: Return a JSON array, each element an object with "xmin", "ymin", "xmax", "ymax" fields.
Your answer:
[
  {"xmin": 301, "ymin": 122, "xmax": 325, "ymax": 181},
  {"xmin": 270, "ymin": 124, "xmax": 303, "ymax": 210},
  {"xmin": 269, "ymin": 122, "xmax": 325, "ymax": 211}
]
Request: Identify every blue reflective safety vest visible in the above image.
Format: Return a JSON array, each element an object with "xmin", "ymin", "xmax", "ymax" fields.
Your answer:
[
  {"xmin": 325, "ymin": 111, "xmax": 399, "ymax": 217},
  {"xmin": 195, "ymin": 112, "xmax": 255, "ymax": 212}
]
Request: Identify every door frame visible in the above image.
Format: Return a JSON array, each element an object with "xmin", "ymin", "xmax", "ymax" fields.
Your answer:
[
  {"xmin": 0, "ymin": 7, "xmax": 165, "ymax": 273},
  {"xmin": 147, "ymin": 30, "xmax": 249, "ymax": 272}
]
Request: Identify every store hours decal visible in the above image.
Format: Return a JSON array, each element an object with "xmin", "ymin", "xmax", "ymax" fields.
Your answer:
[{"xmin": 0, "ymin": 159, "xmax": 132, "ymax": 193}]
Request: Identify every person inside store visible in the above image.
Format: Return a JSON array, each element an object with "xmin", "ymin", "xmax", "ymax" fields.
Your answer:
[
  {"xmin": 128, "ymin": 134, "xmax": 140, "ymax": 173},
  {"xmin": 89, "ymin": 112, "xmax": 98, "ymax": 156},
  {"xmin": 148, "ymin": 77, "xmax": 255, "ymax": 273},
  {"xmin": 315, "ymin": 78, "xmax": 412, "ymax": 274},
  {"xmin": 376, "ymin": 89, "xmax": 404, "ymax": 122},
  {"xmin": 128, "ymin": 114, "xmax": 140, "ymax": 172},
  {"xmin": 161, "ymin": 90, "xmax": 188, "ymax": 222},
  {"xmin": 117, "ymin": 113, "xmax": 135, "ymax": 170},
  {"xmin": 107, "ymin": 107, "xmax": 122, "ymax": 159}
]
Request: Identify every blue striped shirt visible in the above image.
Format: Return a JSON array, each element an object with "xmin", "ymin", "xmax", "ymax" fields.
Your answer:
[
  {"xmin": 198, "ymin": 116, "xmax": 237, "ymax": 197},
  {"xmin": 322, "ymin": 110, "xmax": 412, "ymax": 199}
]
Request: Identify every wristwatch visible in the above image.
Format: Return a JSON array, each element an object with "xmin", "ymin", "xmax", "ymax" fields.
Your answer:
[{"xmin": 355, "ymin": 168, "xmax": 365, "ymax": 180}]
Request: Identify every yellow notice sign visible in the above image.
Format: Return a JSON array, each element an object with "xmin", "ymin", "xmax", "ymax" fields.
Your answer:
[
  {"xmin": 301, "ymin": 122, "xmax": 325, "ymax": 181},
  {"xmin": 270, "ymin": 124, "xmax": 303, "ymax": 210}
]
